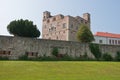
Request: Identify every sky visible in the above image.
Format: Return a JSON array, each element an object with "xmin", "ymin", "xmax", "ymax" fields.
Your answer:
[{"xmin": 0, "ymin": 0, "xmax": 120, "ymax": 37}]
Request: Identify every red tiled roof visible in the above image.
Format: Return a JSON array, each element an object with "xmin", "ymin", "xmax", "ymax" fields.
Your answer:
[{"xmin": 95, "ymin": 32, "xmax": 120, "ymax": 38}]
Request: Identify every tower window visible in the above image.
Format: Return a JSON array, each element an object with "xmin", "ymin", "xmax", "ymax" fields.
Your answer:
[
  {"xmin": 63, "ymin": 23, "xmax": 66, "ymax": 28},
  {"xmin": 47, "ymin": 19, "xmax": 50, "ymax": 23},
  {"xmin": 85, "ymin": 21, "xmax": 87, "ymax": 24},
  {"xmin": 53, "ymin": 17, "xmax": 56, "ymax": 21},
  {"xmin": 81, "ymin": 20, "xmax": 83, "ymax": 23},
  {"xmin": 56, "ymin": 36, "xmax": 58, "ymax": 39}
]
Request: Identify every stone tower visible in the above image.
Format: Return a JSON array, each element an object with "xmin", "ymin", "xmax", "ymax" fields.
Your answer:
[
  {"xmin": 42, "ymin": 11, "xmax": 91, "ymax": 41},
  {"xmin": 83, "ymin": 13, "xmax": 91, "ymax": 28},
  {"xmin": 43, "ymin": 11, "xmax": 51, "ymax": 20},
  {"xmin": 83, "ymin": 13, "xmax": 90, "ymax": 22}
]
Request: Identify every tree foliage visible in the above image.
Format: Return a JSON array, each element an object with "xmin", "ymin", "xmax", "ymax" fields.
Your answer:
[
  {"xmin": 7, "ymin": 19, "xmax": 40, "ymax": 38},
  {"xmin": 115, "ymin": 51, "xmax": 120, "ymax": 61},
  {"xmin": 89, "ymin": 43, "xmax": 102, "ymax": 60},
  {"xmin": 51, "ymin": 47, "xmax": 59, "ymax": 57},
  {"xmin": 77, "ymin": 24, "xmax": 94, "ymax": 43}
]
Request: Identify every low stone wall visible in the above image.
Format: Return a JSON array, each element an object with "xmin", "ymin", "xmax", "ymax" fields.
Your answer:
[{"xmin": 0, "ymin": 35, "xmax": 120, "ymax": 59}]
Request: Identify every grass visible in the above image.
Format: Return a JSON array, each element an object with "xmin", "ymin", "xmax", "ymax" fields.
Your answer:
[{"xmin": 0, "ymin": 61, "xmax": 120, "ymax": 80}]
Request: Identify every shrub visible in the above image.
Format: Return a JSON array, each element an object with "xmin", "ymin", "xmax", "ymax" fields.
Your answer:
[
  {"xmin": 19, "ymin": 54, "xmax": 28, "ymax": 60},
  {"xmin": 102, "ymin": 53, "xmax": 113, "ymax": 61},
  {"xmin": 0, "ymin": 56, "xmax": 9, "ymax": 60},
  {"xmin": 115, "ymin": 51, "xmax": 120, "ymax": 61},
  {"xmin": 89, "ymin": 43, "xmax": 102, "ymax": 60},
  {"xmin": 37, "ymin": 56, "xmax": 57, "ymax": 61},
  {"xmin": 51, "ymin": 47, "xmax": 59, "ymax": 57}
]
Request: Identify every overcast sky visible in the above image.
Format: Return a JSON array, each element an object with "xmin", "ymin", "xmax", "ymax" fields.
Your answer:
[{"xmin": 0, "ymin": 0, "xmax": 120, "ymax": 37}]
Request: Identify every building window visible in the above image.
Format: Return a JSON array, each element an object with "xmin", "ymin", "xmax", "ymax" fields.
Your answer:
[
  {"xmin": 53, "ymin": 17, "xmax": 56, "ymax": 21},
  {"xmin": 56, "ymin": 36, "xmax": 58, "ymax": 39},
  {"xmin": 115, "ymin": 40, "xmax": 117, "ymax": 44},
  {"xmin": 81, "ymin": 20, "xmax": 83, "ymax": 23},
  {"xmin": 8, "ymin": 51, "xmax": 11, "ymax": 55},
  {"xmin": 99, "ymin": 40, "xmax": 103, "ymax": 44},
  {"xmin": 0, "ymin": 51, "xmax": 11, "ymax": 57},
  {"xmin": 85, "ymin": 21, "xmax": 87, "ymax": 24},
  {"xmin": 109, "ymin": 39, "xmax": 111, "ymax": 44},
  {"xmin": 112, "ymin": 40, "xmax": 114, "ymax": 44},
  {"xmin": 54, "ymin": 27, "xmax": 56, "ymax": 31},
  {"xmin": 49, "ymin": 29, "xmax": 51, "ymax": 32},
  {"xmin": 63, "ymin": 23, "xmax": 66, "ymax": 28},
  {"xmin": 118, "ymin": 40, "xmax": 120, "ymax": 44},
  {"xmin": 47, "ymin": 19, "xmax": 50, "ymax": 23},
  {"xmin": 26, "ymin": 52, "xmax": 38, "ymax": 58}
]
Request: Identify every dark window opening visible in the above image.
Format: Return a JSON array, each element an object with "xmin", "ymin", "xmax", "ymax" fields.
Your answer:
[
  {"xmin": 99, "ymin": 40, "xmax": 103, "ymax": 44},
  {"xmin": 25, "ymin": 52, "xmax": 38, "ymax": 58},
  {"xmin": 112, "ymin": 40, "xmax": 114, "ymax": 44},
  {"xmin": 0, "ymin": 51, "xmax": 11, "ymax": 57},
  {"xmin": 109, "ymin": 39, "xmax": 111, "ymax": 44}
]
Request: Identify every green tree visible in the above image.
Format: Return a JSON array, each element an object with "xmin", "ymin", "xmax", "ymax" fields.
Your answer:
[
  {"xmin": 77, "ymin": 24, "xmax": 94, "ymax": 43},
  {"xmin": 7, "ymin": 19, "xmax": 40, "ymax": 38},
  {"xmin": 89, "ymin": 43, "xmax": 102, "ymax": 60},
  {"xmin": 77, "ymin": 24, "xmax": 94, "ymax": 57}
]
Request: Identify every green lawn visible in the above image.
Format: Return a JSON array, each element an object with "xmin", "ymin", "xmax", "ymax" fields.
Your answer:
[{"xmin": 0, "ymin": 61, "xmax": 120, "ymax": 80}]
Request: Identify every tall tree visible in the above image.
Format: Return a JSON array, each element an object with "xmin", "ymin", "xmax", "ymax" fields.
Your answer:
[
  {"xmin": 77, "ymin": 24, "xmax": 94, "ymax": 57},
  {"xmin": 7, "ymin": 19, "xmax": 40, "ymax": 38},
  {"xmin": 77, "ymin": 24, "xmax": 94, "ymax": 43}
]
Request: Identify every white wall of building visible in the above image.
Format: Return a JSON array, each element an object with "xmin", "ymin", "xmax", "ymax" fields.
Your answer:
[{"xmin": 93, "ymin": 36, "xmax": 120, "ymax": 45}]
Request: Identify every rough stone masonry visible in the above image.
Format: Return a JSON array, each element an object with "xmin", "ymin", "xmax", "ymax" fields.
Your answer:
[{"xmin": 0, "ymin": 35, "xmax": 120, "ymax": 59}]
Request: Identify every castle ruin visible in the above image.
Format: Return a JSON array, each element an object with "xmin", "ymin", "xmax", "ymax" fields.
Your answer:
[{"xmin": 42, "ymin": 11, "xmax": 90, "ymax": 41}]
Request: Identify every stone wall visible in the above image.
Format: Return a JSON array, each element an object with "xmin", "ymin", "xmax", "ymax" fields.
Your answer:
[{"xmin": 0, "ymin": 36, "xmax": 120, "ymax": 59}]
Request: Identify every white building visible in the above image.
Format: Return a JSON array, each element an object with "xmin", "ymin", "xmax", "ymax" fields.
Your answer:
[{"xmin": 93, "ymin": 32, "xmax": 120, "ymax": 45}]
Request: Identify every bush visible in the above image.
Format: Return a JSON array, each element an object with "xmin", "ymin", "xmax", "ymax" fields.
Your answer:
[
  {"xmin": 36, "ymin": 56, "xmax": 56, "ymax": 61},
  {"xmin": 102, "ymin": 53, "xmax": 113, "ymax": 61},
  {"xmin": 115, "ymin": 51, "xmax": 120, "ymax": 61},
  {"xmin": 19, "ymin": 54, "xmax": 28, "ymax": 60},
  {"xmin": 51, "ymin": 47, "xmax": 59, "ymax": 57},
  {"xmin": 89, "ymin": 43, "xmax": 102, "ymax": 60},
  {"xmin": 0, "ymin": 56, "xmax": 9, "ymax": 60}
]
